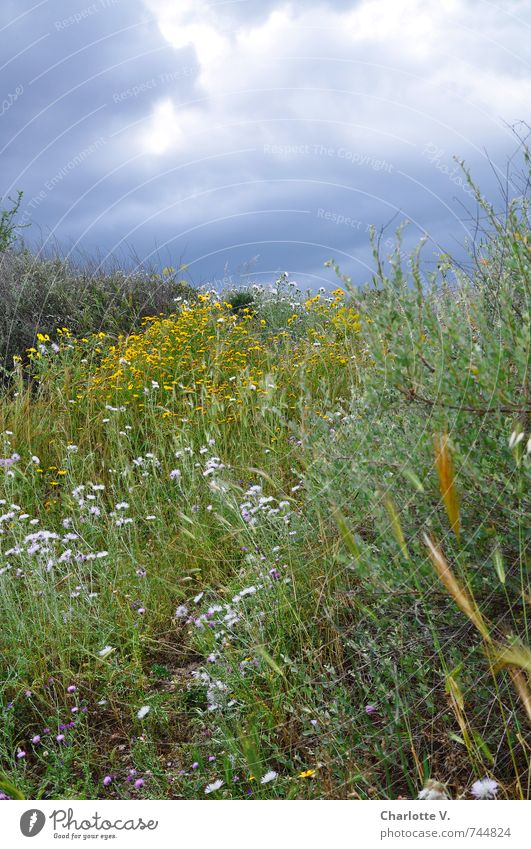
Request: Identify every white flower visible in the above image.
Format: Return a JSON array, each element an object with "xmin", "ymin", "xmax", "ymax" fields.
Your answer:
[
  {"xmin": 98, "ymin": 646, "xmax": 114, "ymax": 658},
  {"xmin": 137, "ymin": 705, "xmax": 150, "ymax": 719},
  {"xmin": 261, "ymin": 771, "xmax": 278, "ymax": 784},
  {"xmin": 471, "ymin": 777, "xmax": 498, "ymax": 799},
  {"xmin": 508, "ymin": 430, "xmax": 524, "ymax": 449},
  {"xmin": 170, "ymin": 469, "xmax": 181, "ymax": 480},
  {"xmin": 418, "ymin": 780, "xmax": 450, "ymax": 800},
  {"xmin": 204, "ymin": 779, "xmax": 224, "ymax": 794}
]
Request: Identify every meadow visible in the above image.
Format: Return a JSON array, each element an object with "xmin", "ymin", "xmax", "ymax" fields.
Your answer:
[{"xmin": 0, "ymin": 155, "xmax": 529, "ymax": 801}]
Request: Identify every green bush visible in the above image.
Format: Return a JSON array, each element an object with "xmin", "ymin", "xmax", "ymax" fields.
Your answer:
[{"xmin": 0, "ymin": 249, "xmax": 196, "ymax": 374}]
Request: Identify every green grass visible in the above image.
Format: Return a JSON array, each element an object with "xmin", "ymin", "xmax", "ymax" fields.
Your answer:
[{"xmin": 0, "ymin": 153, "xmax": 529, "ymax": 801}]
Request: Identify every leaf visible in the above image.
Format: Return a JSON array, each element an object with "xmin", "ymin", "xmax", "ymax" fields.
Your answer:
[
  {"xmin": 0, "ymin": 775, "xmax": 25, "ymax": 800},
  {"xmin": 489, "ymin": 642, "xmax": 531, "ymax": 675},
  {"xmin": 254, "ymin": 645, "xmax": 285, "ymax": 678},
  {"xmin": 492, "ymin": 545, "xmax": 506, "ymax": 585},
  {"xmin": 381, "ymin": 494, "xmax": 410, "ymax": 560},
  {"xmin": 423, "ymin": 534, "xmax": 490, "ymax": 641},
  {"xmin": 333, "ymin": 508, "xmax": 362, "ymax": 559}
]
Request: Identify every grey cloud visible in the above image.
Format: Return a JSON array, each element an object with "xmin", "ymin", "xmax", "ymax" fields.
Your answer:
[{"xmin": 1, "ymin": 0, "xmax": 529, "ymax": 287}]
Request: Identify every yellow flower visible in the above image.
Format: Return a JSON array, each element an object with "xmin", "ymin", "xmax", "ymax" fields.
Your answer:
[{"xmin": 298, "ymin": 769, "xmax": 316, "ymax": 779}]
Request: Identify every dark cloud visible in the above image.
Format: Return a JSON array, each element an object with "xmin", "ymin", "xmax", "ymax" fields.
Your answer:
[{"xmin": 1, "ymin": 0, "xmax": 529, "ymax": 287}]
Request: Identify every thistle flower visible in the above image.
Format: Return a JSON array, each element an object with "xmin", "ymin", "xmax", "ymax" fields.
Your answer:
[
  {"xmin": 134, "ymin": 778, "xmax": 144, "ymax": 790},
  {"xmin": 103, "ymin": 775, "xmax": 112, "ymax": 787},
  {"xmin": 67, "ymin": 685, "xmax": 76, "ymax": 693},
  {"xmin": 471, "ymin": 777, "xmax": 499, "ymax": 799},
  {"xmin": 31, "ymin": 735, "xmax": 41, "ymax": 744}
]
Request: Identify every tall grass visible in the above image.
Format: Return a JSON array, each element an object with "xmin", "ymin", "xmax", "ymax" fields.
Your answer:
[{"xmin": 0, "ymin": 149, "xmax": 529, "ymax": 801}]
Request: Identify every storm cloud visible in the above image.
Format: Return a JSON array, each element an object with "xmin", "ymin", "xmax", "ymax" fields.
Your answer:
[{"xmin": 1, "ymin": 0, "xmax": 530, "ymax": 288}]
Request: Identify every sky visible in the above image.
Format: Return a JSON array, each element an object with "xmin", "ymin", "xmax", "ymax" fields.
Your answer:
[{"xmin": 1, "ymin": 0, "xmax": 530, "ymax": 289}]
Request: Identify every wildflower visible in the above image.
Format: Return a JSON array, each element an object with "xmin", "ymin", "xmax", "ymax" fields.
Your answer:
[
  {"xmin": 134, "ymin": 778, "xmax": 144, "ymax": 790},
  {"xmin": 56, "ymin": 734, "xmax": 65, "ymax": 743},
  {"xmin": 208, "ymin": 755, "xmax": 216, "ymax": 762},
  {"xmin": 16, "ymin": 749, "xmax": 26, "ymax": 759},
  {"xmin": 67, "ymin": 685, "xmax": 77, "ymax": 693},
  {"xmin": 137, "ymin": 705, "xmax": 150, "ymax": 719},
  {"xmin": 471, "ymin": 777, "xmax": 499, "ymax": 800},
  {"xmin": 261, "ymin": 771, "xmax": 278, "ymax": 784},
  {"xmin": 508, "ymin": 430, "xmax": 524, "ymax": 450},
  {"xmin": 298, "ymin": 769, "xmax": 316, "ymax": 778},
  {"xmin": 418, "ymin": 780, "xmax": 450, "ymax": 800},
  {"xmin": 115, "ymin": 502, "xmax": 129, "ymax": 511},
  {"xmin": 175, "ymin": 604, "xmax": 188, "ymax": 619},
  {"xmin": 191, "ymin": 762, "xmax": 199, "ymax": 770},
  {"xmin": 98, "ymin": 646, "xmax": 114, "ymax": 657},
  {"xmin": 31, "ymin": 735, "xmax": 41, "ymax": 744},
  {"xmin": 170, "ymin": 469, "xmax": 181, "ymax": 480},
  {"xmin": 204, "ymin": 779, "xmax": 224, "ymax": 794},
  {"xmin": 103, "ymin": 775, "xmax": 112, "ymax": 787},
  {"xmin": 365, "ymin": 704, "xmax": 377, "ymax": 715}
]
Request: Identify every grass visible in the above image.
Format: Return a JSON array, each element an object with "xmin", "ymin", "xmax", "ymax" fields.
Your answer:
[{"xmin": 0, "ymin": 152, "xmax": 529, "ymax": 801}]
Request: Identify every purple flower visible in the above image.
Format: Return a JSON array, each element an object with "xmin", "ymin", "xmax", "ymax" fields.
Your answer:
[
  {"xmin": 0, "ymin": 793, "xmax": 10, "ymax": 800},
  {"xmin": 67, "ymin": 685, "xmax": 77, "ymax": 693},
  {"xmin": 208, "ymin": 755, "xmax": 216, "ymax": 762},
  {"xmin": 269, "ymin": 568, "xmax": 281, "ymax": 580},
  {"xmin": 365, "ymin": 704, "xmax": 377, "ymax": 716},
  {"xmin": 103, "ymin": 775, "xmax": 113, "ymax": 787},
  {"xmin": 31, "ymin": 735, "xmax": 41, "ymax": 745},
  {"xmin": 0, "ymin": 454, "xmax": 19, "ymax": 469},
  {"xmin": 134, "ymin": 778, "xmax": 144, "ymax": 790},
  {"xmin": 191, "ymin": 762, "xmax": 199, "ymax": 770},
  {"xmin": 56, "ymin": 734, "xmax": 65, "ymax": 743},
  {"xmin": 25, "ymin": 690, "xmax": 32, "ymax": 698},
  {"xmin": 137, "ymin": 607, "xmax": 145, "ymax": 615},
  {"xmin": 16, "ymin": 750, "xmax": 26, "ymax": 759},
  {"xmin": 42, "ymin": 727, "xmax": 50, "ymax": 734}
]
